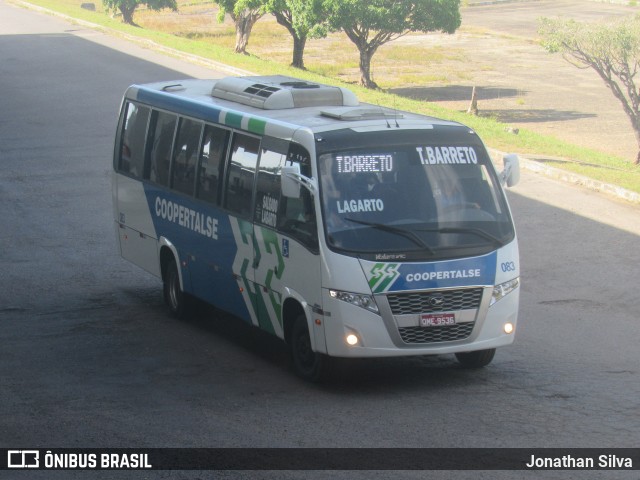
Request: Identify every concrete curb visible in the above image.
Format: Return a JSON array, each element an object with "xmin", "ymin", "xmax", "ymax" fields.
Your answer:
[
  {"xmin": 12, "ymin": 0, "xmax": 640, "ymax": 206},
  {"xmin": 520, "ymin": 157, "xmax": 640, "ymax": 204}
]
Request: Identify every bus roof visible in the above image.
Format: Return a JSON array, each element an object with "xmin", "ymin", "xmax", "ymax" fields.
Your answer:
[{"xmin": 124, "ymin": 76, "xmax": 466, "ymax": 137}]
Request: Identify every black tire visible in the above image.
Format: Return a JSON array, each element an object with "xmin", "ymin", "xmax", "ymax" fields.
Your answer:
[
  {"xmin": 290, "ymin": 314, "xmax": 330, "ymax": 382},
  {"xmin": 163, "ymin": 258, "xmax": 192, "ymax": 320},
  {"xmin": 455, "ymin": 348, "xmax": 496, "ymax": 368}
]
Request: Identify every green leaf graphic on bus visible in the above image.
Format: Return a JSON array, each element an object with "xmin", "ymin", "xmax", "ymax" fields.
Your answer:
[
  {"xmin": 369, "ymin": 263, "xmax": 400, "ymax": 293},
  {"xmin": 259, "ymin": 226, "xmax": 284, "ymax": 329}
]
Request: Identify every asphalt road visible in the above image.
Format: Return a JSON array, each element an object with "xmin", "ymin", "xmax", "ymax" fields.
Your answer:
[{"xmin": 1, "ymin": 2, "xmax": 639, "ymax": 479}]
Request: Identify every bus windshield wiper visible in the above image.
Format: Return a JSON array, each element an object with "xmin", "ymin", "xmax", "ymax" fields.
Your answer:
[
  {"xmin": 345, "ymin": 218, "xmax": 435, "ymax": 255},
  {"xmin": 416, "ymin": 226, "xmax": 503, "ymax": 246}
]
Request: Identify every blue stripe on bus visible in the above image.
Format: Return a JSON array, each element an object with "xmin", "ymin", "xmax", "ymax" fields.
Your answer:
[
  {"xmin": 387, "ymin": 252, "xmax": 497, "ymax": 292},
  {"xmin": 142, "ymin": 183, "xmax": 253, "ymax": 323},
  {"xmin": 135, "ymin": 88, "xmax": 223, "ymax": 124},
  {"xmin": 365, "ymin": 251, "xmax": 498, "ymax": 294},
  {"xmin": 134, "ymin": 88, "xmax": 268, "ymax": 135}
]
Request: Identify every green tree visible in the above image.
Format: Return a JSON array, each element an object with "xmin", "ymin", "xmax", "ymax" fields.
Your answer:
[
  {"xmin": 215, "ymin": 0, "xmax": 266, "ymax": 54},
  {"xmin": 540, "ymin": 16, "xmax": 640, "ymax": 165},
  {"xmin": 324, "ymin": 0, "xmax": 461, "ymax": 89},
  {"xmin": 103, "ymin": 0, "xmax": 177, "ymax": 26},
  {"xmin": 264, "ymin": 0, "xmax": 327, "ymax": 69}
]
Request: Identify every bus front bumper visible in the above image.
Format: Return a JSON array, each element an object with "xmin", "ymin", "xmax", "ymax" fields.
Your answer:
[{"xmin": 321, "ymin": 286, "xmax": 519, "ymax": 358}]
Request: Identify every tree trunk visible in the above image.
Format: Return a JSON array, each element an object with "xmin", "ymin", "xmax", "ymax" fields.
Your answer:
[
  {"xmin": 273, "ymin": 12, "xmax": 307, "ymax": 70},
  {"xmin": 233, "ymin": 11, "xmax": 262, "ymax": 55},
  {"xmin": 119, "ymin": 5, "xmax": 137, "ymax": 26},
  {"xmin": 291, "ymin": 35, "xmax": 307, "ymax": 69},
  {"xmin": 358, "ymin": 48, "xmax": 378, "ymax": 89},
  {"xmin": 234, "ymin": 27, "xmax": 249, "ymax": 54},
  {"xmin": 635, "ymin": 121, "xmax": 640, "ymax": 165},
  {"xmin": 467, "ymin": 86, "xmax": 479, "ymax": 116}
]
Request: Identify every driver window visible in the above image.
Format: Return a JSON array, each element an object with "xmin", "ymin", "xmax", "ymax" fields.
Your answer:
[{"xmin": 279, "ymin": 143, "xmax": 317, "ymax": 251}]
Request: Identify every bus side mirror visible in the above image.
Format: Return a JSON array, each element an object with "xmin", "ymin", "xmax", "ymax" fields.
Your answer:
[
  {"xmin": 281, "ymin": 164, "xmax": 302, "ymax": 198},
  {"xmin": 501, "ymin": 154, "xmax": 520, "ymax": 187},
  {"xmin": 282, "ymin": 163, "xmax": 318, "ymax": 198}
]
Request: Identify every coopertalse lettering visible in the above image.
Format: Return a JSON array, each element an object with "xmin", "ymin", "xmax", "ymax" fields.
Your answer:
[
  {"xmin": 416, "ymin": 146, "xmax": 478, "ymax": 165},
  {"xmin": 406, "ymin": 269, "xmax": 481, "ymax": 283},
  {"xmin": 155, "ymin": 197, "xmax": 218, "ymax": 240}
]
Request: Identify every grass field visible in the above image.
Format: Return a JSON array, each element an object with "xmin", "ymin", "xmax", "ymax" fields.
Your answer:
[{"xmin": 17, "ymin": 0, "xmax": 640, "ymax": 195}]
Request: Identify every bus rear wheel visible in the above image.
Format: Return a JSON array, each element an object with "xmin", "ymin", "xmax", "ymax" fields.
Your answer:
[
  {"xmin": 290, "ymin": 314, "xmax": 329, "ymax": 382},
  {"xmin": 455, "ymin": 348, "xmax": 496, "ymax": 368},
  {"xmin": 163, "ymin": 258, "xmax": 192, "ymax": 319}
]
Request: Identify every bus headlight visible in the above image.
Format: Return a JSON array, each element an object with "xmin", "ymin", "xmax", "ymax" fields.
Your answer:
[
  {"xmin": 491, "ymin": 278, "xmax": 520, "ymax": 306},
  {"xmin": 346, "ymin": 334, "xmax": 359, "ymax": 346},
  {"xmin": 329, "ymin": 289, "xmax": 379, "ymax": 314}
]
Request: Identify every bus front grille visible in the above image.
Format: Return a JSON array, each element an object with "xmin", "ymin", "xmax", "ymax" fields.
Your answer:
[
  {"xmin": 386, "ymin": 288, "xmax": 483, "ymax": 315},
  {"xmin": 398, "ymin": 323, "xmax": 475, "ymax": 344}
]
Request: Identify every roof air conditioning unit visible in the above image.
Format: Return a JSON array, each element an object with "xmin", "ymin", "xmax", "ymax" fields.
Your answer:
[{"xmin": 211, "ymin": 75, "xmax": 359, "ymax": 110}]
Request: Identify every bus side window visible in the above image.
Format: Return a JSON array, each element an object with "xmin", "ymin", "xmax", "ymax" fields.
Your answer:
[
  {"xmin": 171, "ymin": 118, "xmax": 203, "ymax": 196},
  {"xmin": 254, "ymin": 143, "xmax": 285, "ymax": 229},
  {"xmin": 278, "ymin": 143, "xmax": 318, "ymax": 251},
  {"xmin": 223, "ymin": 133, "xmax": 260, "ymax": 218},
  {"xmin": 146, "ymin": 110, "xmax": 178, "ymax": 187},
  {"xmin": 119, "ymin": 102, "xmax": 150, "ymax": 178},
  {"xmin": 196, "ymin": 125, "xmax": 229, "ymax": 205}
]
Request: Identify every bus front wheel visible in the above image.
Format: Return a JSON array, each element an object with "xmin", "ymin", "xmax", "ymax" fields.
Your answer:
[
  {"xmin": 163, "ymin": 258, "xmax": 192, "ymax": 319},
  {"xmin": 455, "ymin": 348, "xmax": 496, "ymax": 368},
  {"xmin": 290, "ymin": 314, "xmax": 329, "ymax": 382}
]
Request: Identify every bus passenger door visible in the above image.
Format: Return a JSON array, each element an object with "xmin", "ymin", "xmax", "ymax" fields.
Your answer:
[
  {"xmin": 252, "ymin": 140, "xmax": 321, "ymax": 343},
  {"xmin": 253, "ymin": 190, "xmax": 321, "ymax": 342},
  {"xmin": 251, "ymin": 140, "xmax": 288, "ymax": 336}
]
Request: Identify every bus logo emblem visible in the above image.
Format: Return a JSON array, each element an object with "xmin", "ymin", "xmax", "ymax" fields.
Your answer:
[
  {"xmin": 429, "ymin": 296, "xmax": 445, "ymax": 307},
  {"xmin": 369, "ymin": 263, "xmax": 400, "ymax": 293}
]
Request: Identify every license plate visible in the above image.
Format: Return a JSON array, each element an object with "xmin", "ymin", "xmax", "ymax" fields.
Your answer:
[{"xmin": 420, "ymin": 313, "xmax": 456, "ymax": 327}]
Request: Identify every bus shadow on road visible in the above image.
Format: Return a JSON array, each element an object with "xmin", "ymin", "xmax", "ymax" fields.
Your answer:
[{"xmin": 180, "ymin": 301, "xmax": 501, "ymax": 391}]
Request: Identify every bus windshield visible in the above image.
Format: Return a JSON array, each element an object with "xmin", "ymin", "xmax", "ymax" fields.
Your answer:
[{"xmin": 318, "ymin": 132, "xmax": 515, "ymax": 261}]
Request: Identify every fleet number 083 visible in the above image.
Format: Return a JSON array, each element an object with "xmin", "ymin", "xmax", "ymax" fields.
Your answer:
[{"xmin": 501, "ymin": 261, "xmax": 516, "ymax": 272}]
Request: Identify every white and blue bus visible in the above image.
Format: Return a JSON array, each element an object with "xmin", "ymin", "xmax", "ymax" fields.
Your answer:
[{"xmin": 113, "ymin": 75, "xmax": 521, "ymax": 381}]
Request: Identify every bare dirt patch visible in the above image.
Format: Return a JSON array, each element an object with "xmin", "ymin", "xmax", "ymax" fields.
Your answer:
[{"xmin": 388, "ymin": 0, "xmax": 639, "ymax": 162}]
